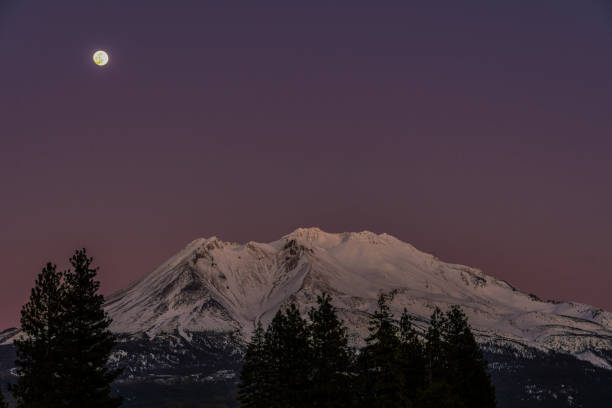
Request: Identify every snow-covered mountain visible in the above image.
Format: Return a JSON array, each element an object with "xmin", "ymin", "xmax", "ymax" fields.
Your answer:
[
  {"xmin": 104, "ymin": 227, "xmax": 612, "ymax": 369},
  {"xmin": 3, "ymin": 227, "xmax": 612, "ymax": 407}
]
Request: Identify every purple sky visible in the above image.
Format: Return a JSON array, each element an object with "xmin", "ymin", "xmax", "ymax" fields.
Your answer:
[{"xmin": 1, "ymin": 0, "xmax": 611, "ymax": 328}]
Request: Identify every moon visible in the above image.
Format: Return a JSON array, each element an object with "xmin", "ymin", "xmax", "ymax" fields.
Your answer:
[{"xmin": 93, "ymin": 50, "xmax": 109, "ymax": 66}]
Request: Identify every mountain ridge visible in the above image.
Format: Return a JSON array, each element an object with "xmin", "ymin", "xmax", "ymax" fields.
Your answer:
[
  {"xmin": 101, "ymin": 227, "xmax": 612, "ymax": 369},
  {"xmin": 3, "ymin": 227, "xmax": 612, "ymax": 407}
]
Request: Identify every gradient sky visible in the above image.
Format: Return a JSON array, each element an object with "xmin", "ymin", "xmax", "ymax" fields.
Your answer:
[{"xmin": 1, "ymin": 0, "xmax": 611, "ymax": 328}]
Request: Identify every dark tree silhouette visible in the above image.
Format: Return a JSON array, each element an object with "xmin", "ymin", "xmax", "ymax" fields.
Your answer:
[
  {"xmin": 238, "ymin": 322, "xmax": 268, "ymax": 408},
  {"xmin": 441, "ymin": 306, "xmax": 496, "ymax": 408},
  {"xmin": 10, "ymin": 250, "xmax": 121, "ymax": 408},
  {"xmin": 10, "ymin": 262, "xmax": 66, "ymax": 407},
  {"xmin": 60, "ymin": 249, "xmax": 122, "ymax": 407},
  {"xmin": 308, "ymin": 293, "xmax": 354, "ymax": 408},
  {"xmin": 356, "ymin": 294, "xmax": 410, "ymax": 408},
  {"xmin": 399, "ymin": 309, "xmax": 426, "ymax": 401},
  {"xmin": 422, "ymin": 306, "xmax": 496, "ymax": 408},
  {"xmin": 263, "ymin": 303, "xmax": 311, "ymax": 408},
  {"xmin": 238, "ymin": 294, "xmax": 495, "ymax": 408},
  {"xmin": 424, "ymin": 307, "xmax": 446, "ymax": 382}
]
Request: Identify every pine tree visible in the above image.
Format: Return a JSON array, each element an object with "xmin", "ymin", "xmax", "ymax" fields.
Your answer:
[
  {"xmin": 399, "ymin": 309, "xmax": 426, "ymax": 401},
  {"xmin": 422, "ymin": 306, "xmax": 496, "ymax": 407},
  {"xmin": 10, "ymin": 262, "xmax": 66, "ymax": 407},
  {"xmin": 261, "ymin": 310, "xmax": 285, "ymax": 408},
  {"xmin": 356, "ymin": 294, "xmax": 410, "ymax": 408},
  {"xmin": 308, "ymin": 293, "xmax": 354, "ymax": 408},
  {"xmin": 11, "ymin": 251, "xmax": 121, "ymax": 407},
  {"xmin": 424, "ymin": 307, "xmax": 446, "ymax": 383},
  {"xmin": 60, "ymin": 249, "xmax": 122, "ymax": 407},
  {"xmin": 238, "ymin": 321, "xmax": 269, "ymax": 408},
  {"xmin": 263, "ymin": 303, "xmax": 311, "ymax": 408},
  {"xmin": 441, "ymin": 306, "xmax": 496, "ymax": 408}
]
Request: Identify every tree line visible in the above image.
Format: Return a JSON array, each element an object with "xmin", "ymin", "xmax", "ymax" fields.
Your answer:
[
  {"xmin": 239, "ymin": 294, "xmax": 496, "ymax": 408},
  {"xmin": 0, "ymin": 249, "xmax": 121, "ymax": 408}
]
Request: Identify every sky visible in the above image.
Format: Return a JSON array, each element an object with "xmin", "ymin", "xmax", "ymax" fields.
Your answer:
[{"xmin": 1, "ymin": 0, "xmax": 611, "ymax": 328}]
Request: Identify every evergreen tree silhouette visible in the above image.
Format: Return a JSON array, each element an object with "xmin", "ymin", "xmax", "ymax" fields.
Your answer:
[
  {"xmin": 12, "ymin": 250, "xmax": 121, "ymax": 407},
  {"xmin": 356, "ymin": 294, "xmax": 410, "ymax": 408},
  {"xmin": 399, "ymin": 309, "xmax": 426, "ymax": 401},
  {"xmin": 424, "ymin": 307, "xmax": 445, "ymax": 383},
  {"xmin": 60, "ymin": 249, "xmax": 122, "ymax": 407},
  {"xmin": 422, "ymin": 306, "xmax": 496, "ymax": 408},
  {"xmin": 264, "ymin": 303, "xmax": 311, "ymax": 408},
  {"xmin": 10, "ymin": 262, "xmax": 66, "ymax": 407},
  {"xmin": 441, "ymin": 306, "xmax": 496, "ymax": 408},
  {"xmin": 238, "ymin": 321, "xmax": 269, "ymax": 408},
  {"xmin": 308, "ymin": 293, "xmax": 354, "ymax": 408},
  {"xmin": 238, "ymin": 295, "xmax": 495, "ymax": 408}
]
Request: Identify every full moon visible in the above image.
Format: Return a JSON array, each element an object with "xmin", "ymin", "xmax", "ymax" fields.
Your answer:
[{"xmin": 93, "ymin": 50, "xmax": 109, "ymax": 66}]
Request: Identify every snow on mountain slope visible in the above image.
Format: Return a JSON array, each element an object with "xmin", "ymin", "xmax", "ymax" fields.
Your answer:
[{"xmin": 104, "ymin": 227, "xmax": 612, "ymax": 368}]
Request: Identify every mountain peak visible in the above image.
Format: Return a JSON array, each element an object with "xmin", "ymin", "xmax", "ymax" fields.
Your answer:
[
  {"xmin": 101, "ymin": 228, "xmax": 612, "ymax": 369},
  {"xmin": 188, "ymin": 236, "xmax": 229, "ymax": 249},
  {"xmin": 282, "ymin": 227, "xmax": 340, "ymax": 247},
  {"xmin": 341, "ymin": 230, "xmax": 398, "ymax": 245},
  {"xmin": 282, "ymin": 227, "xmax": 399, "ymax": 249}
]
